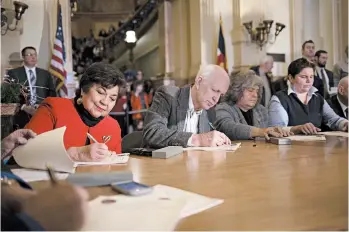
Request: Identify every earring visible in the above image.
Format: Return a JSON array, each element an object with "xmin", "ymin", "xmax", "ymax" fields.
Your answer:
[{"xmin": 76, "ymin": 97, "xmax": 83, "ymax": 105}]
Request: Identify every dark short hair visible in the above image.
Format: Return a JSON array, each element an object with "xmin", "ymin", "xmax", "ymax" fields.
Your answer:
[
  {"xmin": 21, "ymin": 46, "xmax": 36, "ymax": 57},
  {"xmin": 288, "ymin": 58, "xmax": 315, "ymax": 78},
  {"xmin": 302, "ymin": 40, "xmax": 315, "ymax": 50},
  {"xmin": 76, "ymin": 62, "xmax": 126, "ymax": 97},
  {"xmin": 133, "ymin": 80, "xmax": 144, "ymax": 89},
  {"xmin": 315, "ymin": 50, "xmax": 327, "ymax": 57}
]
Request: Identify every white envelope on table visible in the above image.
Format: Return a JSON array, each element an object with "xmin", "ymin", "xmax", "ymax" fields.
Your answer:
[{"xmin": 12, "ymin": 126, "xmax": 129, "ymax": 173}]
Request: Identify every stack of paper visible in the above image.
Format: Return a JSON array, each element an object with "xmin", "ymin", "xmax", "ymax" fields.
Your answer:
[
  {"xmin": 184, "ymin": 143, "xmax": 241, "ymax": 151},
  {"xmin": 12, "ymin": 127, "xmax": 130, "ymax": 173},
  {"xmin": 75, "ymin": 154, "xmax": 130, "ymax": 166},
  {"xmin": 319, "ymin": 131, "xmax": 349, "ymax": 137},
  {"xmin": 82, "ymin": 185, "xmax": 223, "ymax": 231},
  {"xmin": 11, "ymin": 168, "xmax": 69, "ymax": 182},
  {"xmin": 287, "ymin": 135, "xmax": 326, "ymax": 141}
]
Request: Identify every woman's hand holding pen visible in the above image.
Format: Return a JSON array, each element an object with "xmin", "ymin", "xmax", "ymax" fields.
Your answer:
[{"xmin": 67, "ymin": 143, "xmax": 110, "ymax": 162}]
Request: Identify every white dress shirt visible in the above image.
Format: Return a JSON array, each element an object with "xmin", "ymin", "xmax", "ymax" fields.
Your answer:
[
  {"xmin": 316, "ymin": 66, "xmax": 330, "ymax": 91},
  {"xmin": 24, "ymin": 66, "xmax": 36, "ymax": 95},
  {"xmin": 184, "ymin": 89, "xmax": 202, "ymax": 146},
  {"xmin": 337, "ymin": 95, "xmax": 348, "ymax": 118}
]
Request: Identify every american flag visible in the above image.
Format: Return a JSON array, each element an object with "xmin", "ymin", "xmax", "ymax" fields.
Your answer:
[
  {"xmin": 49, "ymin": 1, "xmax": 67, "ymax": 96},
  {"xmin": 216, "ymin": 15, "xmax": 227, "ymax": 72}
]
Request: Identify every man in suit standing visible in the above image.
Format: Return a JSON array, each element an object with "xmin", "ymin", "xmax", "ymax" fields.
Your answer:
[
  {"xmin": 250, "ymin": 56, "xmax": 274, "ymax": 107},
  {"xmin": 143, "ymin": 64, "xmax": 231, "ymax": 148},
  {"xmin": 327, "ymin": 76, "xmax": 348, "ymax": 119},
  {"xmin": 314, "ymin": 50, "xmax": 334, "ymax": 99},
  {"xmin": 7, "ymin": 46, "xmax": 56, "ymax": 128},
  {"xmin": 301, "ymin": 40, "xmax": 325, "ymax": 98}
]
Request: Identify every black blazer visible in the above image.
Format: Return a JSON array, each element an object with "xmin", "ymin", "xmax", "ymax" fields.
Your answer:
[
  {"xmin": 250, "ymin": 66, "xmax": 275, "ymax": 106},
  {"xmin": 327, "ymin": 94, "xmax": 346, "ymax": 118},
  {"xmin": 314, "ymin": 68, "xmax": 334, "ymax": 99},
  {"xmin": 7, "ymin": 66, "xmax": 56, "ymax": 104}
]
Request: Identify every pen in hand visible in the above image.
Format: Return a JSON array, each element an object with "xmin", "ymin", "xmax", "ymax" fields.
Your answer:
[
  {"xmin": 86, "ymin": 132, "xmax": 112, "ymax": 156},
  {"xmin": 86, "ymin": 132, "xmax": 98, "ymax": 143},
  {"xmin": 46, "ymin": 165, "xmax": 58, "ymax": 185},
  {"xmin": 208, "ymin": 122, "xmax": 216, "ymax": 131}
]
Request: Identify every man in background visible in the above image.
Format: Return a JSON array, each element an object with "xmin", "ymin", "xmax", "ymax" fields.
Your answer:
[
  {"xmin": 302, "ymin": 40, "xmax": 316, "ymax": 62},
  {"xmin": 327, "ymin": 76, "xmax": 348, "ymax": 119},
  {"xmin": 300, "ymin": 40, "xmax": 324, "ymax": 97},
  {"xmin": 7, "ymin": 46, "xmax": 56, "ymax": 129},
  {"xmin": 314, "ymin": 50, "xmax": 334, "ymax": 99},
  {"xmin": 333, "ymin": 46, "xmax": 348, "ymax": 86},
  {"xmin": 250, "ymin": 56, "xmax": 274, "ymax": 107}
]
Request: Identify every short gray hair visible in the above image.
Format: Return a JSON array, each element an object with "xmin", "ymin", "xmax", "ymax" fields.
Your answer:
[
  {"xmin": 259, "ymin": 55, "xmax": 273, "ymax": 65},
  {"xmin": 223, "ymin": 70, "xmax": 264, "ymax": 104}
]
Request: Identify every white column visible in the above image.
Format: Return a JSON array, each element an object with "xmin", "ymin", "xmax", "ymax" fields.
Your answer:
[
  {"xmin": 302, "ymin": 0, "xmax": 321, "ymax": 47},
  {"xmin": 164, "ymin": 1, "xmax": 173, "ymax": 75}
]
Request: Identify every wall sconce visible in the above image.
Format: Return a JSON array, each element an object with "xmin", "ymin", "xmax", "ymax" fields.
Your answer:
[
  {"xmin": 1, "ymin": 1, "xmax": 28, "ymax": 35},
  {"xmin": 70, "ymin": 0, "xmax": 77, "ymax": 17},
  {"xmin": 243, "ymin": 20, "xmax": 285, "ymax": 50}
]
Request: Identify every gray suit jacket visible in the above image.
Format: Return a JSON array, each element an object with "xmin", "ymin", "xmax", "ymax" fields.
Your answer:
[
  {"xmin": 143, "ymin": 85, "xmax": 214, "ymax": 148},
  {"xmin": 7, "ymin": 66, "xmax": 56, "ymax": 104},
  {"xmin": 214, "ymin": 102, "xmax": 268, "ymax": 140}
]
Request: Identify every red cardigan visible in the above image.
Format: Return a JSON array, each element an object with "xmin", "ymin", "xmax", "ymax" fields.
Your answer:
[{"xmin": 25, "ymin": 97, "xmax": 122, "ymax": 153}]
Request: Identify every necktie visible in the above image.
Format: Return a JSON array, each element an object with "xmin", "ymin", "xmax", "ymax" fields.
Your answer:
[
  {"xmin": 345, "ymin": 108, "xmax": 348, "ymax": 120},
  {"xmin": 29, "ymin": 70, "xmax": 36, "ymax": 105},
  {"xmin": 320, "ymin": 68, "xmax": 329, "ymax": 98}
]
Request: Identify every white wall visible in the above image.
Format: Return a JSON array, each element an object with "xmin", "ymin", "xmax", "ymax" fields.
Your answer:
[
  {"xmin": 200, "ymin": 0, "xmax": 234, "ymax": 73},
  {"xmin": 1, "ymin": 0, "xmax": 72, "ymax": 77},
  {"xmin": 240, "ymin": 0, "xmax": 291, "ymax": 75}
]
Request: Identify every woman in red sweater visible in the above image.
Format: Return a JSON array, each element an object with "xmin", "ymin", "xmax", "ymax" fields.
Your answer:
[{"xmin": 26, "ymin": 62, "xmax": 125, "ymax": 162}]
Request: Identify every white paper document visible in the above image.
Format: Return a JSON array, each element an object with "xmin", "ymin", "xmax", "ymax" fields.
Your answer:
[
  {"xmin": 184, "ymin": 143, "xmax": 241, "ymax": 151},
  {"xmin": 12, "ymin": 127, "xmax": 76, "ymax": 173},
  {"xmin": 12, "ymin": 127, "xmax": 129, "ymax": 173},
  {"xmin": 11, "ymin": 168, "xmax": 69, "ymax": 182},
  {"xmin": 153, "ymin": 185, "xmax": 224, "ymax": 218},
  {"xmin": 75, "ymin": 153, "xmax": 130, "ymax": 166},
  {"xmin": 319, "ymin": 131, "xmax": 349, "ymax": 137},
  {"xmin": 82, "ymin": 184, "xmax": 223, "ymax": 231},
  {"xmin": 287, "ymin": 135, "xmax": 326, "ymax": 141}
]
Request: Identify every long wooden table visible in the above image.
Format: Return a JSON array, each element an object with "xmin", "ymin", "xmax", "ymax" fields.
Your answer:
[{"xmin": 31, "ymin": 136, "xmax": 348, "ymax": 230}]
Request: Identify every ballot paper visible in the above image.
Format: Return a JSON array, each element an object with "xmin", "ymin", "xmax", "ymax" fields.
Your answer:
[
  {"xmin": 75, "ymin": 153, "xmax": 130, "ymax": 166},
  {"xmin": 286, "ymin": 135, "xmax": 326, "ymax": 141},
  {"xmin": 183, "ymin": 143, "xmax": 241, "ymax": 151},
  {"xmin": 82, "ymin": 185, "xmax": 223, "ymax": 231},
  {"xmin": 319, "ymin": 131, "xmax": 349, "ymax": 138},
  {"xmin": 12, "ymin": 127, "xmax": 75, "ymax": 173},
  {"xmin": 11, "ymin": 168, "xmax": 69, "ymax": 182},
  {"xmin": 12, "ymin": 127, "xmax": 130, "ymax": 173}
]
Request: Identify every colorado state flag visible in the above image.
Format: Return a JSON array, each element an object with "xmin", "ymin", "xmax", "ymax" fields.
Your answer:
[{"xmin": 216, "ymin": 16, "xmax": 227, "ymax": 72}]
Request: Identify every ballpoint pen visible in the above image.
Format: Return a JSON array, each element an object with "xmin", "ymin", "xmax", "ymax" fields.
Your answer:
[
  {"xmin": 208, "ymin": 122, "xmax": 216, "ymax": 130},
  {"xmin": 86, "ymin": 132, "xmax": 98, "ymax": 143},
  {"xmin": 46, "ymin": 165, "xmax": 58, "ymax": 185},
  {"xmin": 86, "ymin": 133, "xmax": 112, "ymax": 156}
]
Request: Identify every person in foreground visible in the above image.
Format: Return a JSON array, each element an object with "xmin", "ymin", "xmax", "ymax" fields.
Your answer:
[
  {"xmin": 26, "ymin": 62, "xmax": 126, "ymax": 161},
  {"xmin": 215, "ymin": 71, "xmax": 291, "ymax": 140},
  {"xmin": 1, "ymin": 130, "xmax": 89, "ymax": 231},
  {"xmin": 327, "ymin": 76, "xmax": 348, "ymax": 119},
  {"xmin": 268, "ymin": 58, "xmax": 348, "ymax": 134},
  {"xmin": 143, "ymin": 64, "xmax": 231, "ymax": 148}
]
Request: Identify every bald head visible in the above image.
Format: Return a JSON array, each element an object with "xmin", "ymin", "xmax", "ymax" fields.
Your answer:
[
  {"xmin": 193, "ymin": 64, "xmax": 230, "ymax": 110},
  {"xmin": 339, "ymin": 76, "xmax": 348, "ymax": 87},
  {"xmin": 196, "ymin": 64, "xmax": 230, "ymax": 82},
  {"xmin": 338, "ymin": 76, "xmax": 348, "ymax": 106}
]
